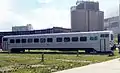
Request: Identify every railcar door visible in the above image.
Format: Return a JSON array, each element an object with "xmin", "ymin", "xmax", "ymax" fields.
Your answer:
[
  {"xmin": 3, "ymin": 38, "xmax": 8, "ymax": 51},
  {"xmin": 100, "ymin": 39, "xmax": 106, "ymax": 52}
]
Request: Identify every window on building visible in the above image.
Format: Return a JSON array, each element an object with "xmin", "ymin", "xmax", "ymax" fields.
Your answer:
[
  {"xmin": 47, "ymin": 38, "xmax": 53, "ymax": 43},
  {"xmin": 40, "ymin": 38, "xmax": 46, "ymax": 43},
  {"xmin": 22, "ymin": 39, "xmax": 26, "ymax": 43},
  {"xmin": 16, "ymin": 39, "xmax": 20, "ymax": 43},
  {"xmin": 34, "ymin": 38, "xmax": 39, "ymax": 43},
  {"xmin": 72, "ymin": 37, "xmax": 78, "ymax": 42},
  {"xmin": 111, "ymin": 22, "xmax": 119, "ymax": 28},
  {"xmin": 56, "ymin": 37, "xmax": 62, "ymax": 42},
  {"xmin": 80, "ymin": 37, "xmax": 87, "ymax": 41},
  {"xmin": 3, "ymin": 38, "xmax": 8, "ymax": 41},
  {"xmin": 10, "ymin": 39, "xmax": 15, "ymax": 43},
  {"xmin": 28, "ymin": 39, "xmax": 33, "ymax": 43},
  {"xmin": 64, "ymin": 37, "xmax": 70, "ymax": 42}
]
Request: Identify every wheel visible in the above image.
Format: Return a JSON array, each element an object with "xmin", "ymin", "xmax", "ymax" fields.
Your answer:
[
  {"xmin": 11, "ymin": 49, "xmax": 20, "ymax": 53},
  {"xmin": 20, "ymin": 49, "xmax": 25, "ymax": 53},
  {"xmin": 85, "ymin": 50, "xmax": 90, "ymax": 54}
]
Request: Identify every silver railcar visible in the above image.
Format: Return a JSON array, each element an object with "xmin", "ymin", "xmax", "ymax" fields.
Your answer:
[{"xmin": 2, "ymin": 31, "xmax": 114, "ymax": 53}]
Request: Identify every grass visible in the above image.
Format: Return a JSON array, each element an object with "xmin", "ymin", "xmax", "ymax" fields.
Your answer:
[{"xmin": 0, "ymin": 51, "xmax": 119, "ymax": 73}]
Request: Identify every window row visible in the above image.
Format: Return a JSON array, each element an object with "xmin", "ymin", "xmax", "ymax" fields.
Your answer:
[
  {"xmin": 10, "ymin": 38, "xmax": 52, "ymax": 43},
  {"xmin": 9, "ymin": 37, "xmax": 88, "ymax": 43}
]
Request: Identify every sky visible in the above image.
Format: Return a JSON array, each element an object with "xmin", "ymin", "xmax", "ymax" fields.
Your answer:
[{"xmin": 0, "ymin": 0, "xmax": 119, "ymax": 31}]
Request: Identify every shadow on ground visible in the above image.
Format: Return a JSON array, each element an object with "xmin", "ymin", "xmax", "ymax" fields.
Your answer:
[{"xmin": 0, "ymin": 51, "xmax": 112, "ymax": 55}]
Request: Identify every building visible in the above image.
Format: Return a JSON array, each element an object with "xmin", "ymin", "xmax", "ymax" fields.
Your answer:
[
  {"xmin": 2, "ymin": 27, "xmax": 71, "ymax": 36},
  {"xmin": 71, "ymin": 1, "xmax": 104, "ymax": 32},
  {"xmin": 12, "ymin": 24, "xmax": 33, "ymax": 31},
  {"xmin": 104, "ymin": 16, "xmax": 120, "ymax": 34}
]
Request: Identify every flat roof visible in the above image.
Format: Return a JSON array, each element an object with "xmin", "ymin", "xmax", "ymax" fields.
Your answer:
[{"xmin": 3, "ymin": 31, "xmax": 113, "ymax": 38}]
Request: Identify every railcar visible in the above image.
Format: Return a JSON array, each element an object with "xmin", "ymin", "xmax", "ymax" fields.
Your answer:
[{"xmin": 2, "ymin": 31, "xmax": 114, "ymax": 53}]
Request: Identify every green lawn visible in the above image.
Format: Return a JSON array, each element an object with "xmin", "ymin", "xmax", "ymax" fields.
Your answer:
[{"xmin": 0, "ymin": 51, "xmax": 119, "ymax": 73}]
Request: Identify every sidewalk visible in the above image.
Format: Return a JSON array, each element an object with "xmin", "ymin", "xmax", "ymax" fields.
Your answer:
[{"xmin": 54, "ymin": 58, "xmax": 120, "ymax": 73}]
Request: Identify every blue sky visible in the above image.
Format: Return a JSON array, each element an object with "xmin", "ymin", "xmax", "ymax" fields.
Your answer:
[{"xmin": 0, "ymin": 0, "xmax": 119, "ymax": 31}]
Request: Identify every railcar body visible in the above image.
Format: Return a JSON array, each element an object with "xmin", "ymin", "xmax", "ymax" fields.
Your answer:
[{"xmin": 2, "ymin": 31, "xmax": 114, "ymax": 53}]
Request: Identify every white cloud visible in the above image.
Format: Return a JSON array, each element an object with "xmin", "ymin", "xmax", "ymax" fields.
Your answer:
[
  {"xmin": 0, "ymin": 0, "xmax": 71, "ymax": 31},
  {"xmin": 0, "ymin": 11, "xmax": 29, "ymax": 31},
  {"xmin": 0, "ymin": 0, "xmax": 11, "ymax": 22},
  {"xmin": 0, "ymin": 0, "xmax": 30, "ymax": 31},
  {"xmin": 0, "ymin": 0, "xmax": 119, "ymax": 31},
  {"xmin": 38, "ymin": 0, "xmax": 53, "ymax": 4},
  {"xmin": 23, "ymin": 8, "xmax": 71, "ymax": 29},
  {"xmin": 0, "ymin": 1, "xmax": 27, "ymax": 31}
]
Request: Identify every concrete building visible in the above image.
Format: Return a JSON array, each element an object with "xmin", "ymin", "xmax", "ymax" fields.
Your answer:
[
  {"xmin": 104, "ymin": 16, "xmax": 120, "ymax": 34},
  {"xmin": 12, "ymin": 24, "xmax": 33, "ymax": 31},
  {"xmin": 71, "ymin": 1, "xmax": 104, "ymax": 32}
]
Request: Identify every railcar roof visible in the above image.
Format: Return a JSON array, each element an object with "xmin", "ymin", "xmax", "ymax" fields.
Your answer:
[{"xmin": 3, "ymin": 31, "xmax": 113, "ymax": 38}]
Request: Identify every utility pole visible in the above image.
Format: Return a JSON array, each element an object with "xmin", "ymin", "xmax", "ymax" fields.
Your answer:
[{"xmin": 118, "ymin": 0, "xmax": 120, "ymax": 28}]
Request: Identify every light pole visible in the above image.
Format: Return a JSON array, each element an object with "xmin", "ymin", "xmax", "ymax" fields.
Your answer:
[{"xmin": 118, "ymin": 0, "xmax": 120, "ymax": 28}]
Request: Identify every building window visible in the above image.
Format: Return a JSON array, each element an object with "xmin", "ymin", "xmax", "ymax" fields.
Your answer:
[
  {"xmin": 28, "ymin": 39, "xmax": 33, "ymax": 43},
  {"xmin": 64, "ymin": 37, "xmax": 70, "ymax": 42},
  {"xmin": 22, "ymin": 39, "xmax": 26, "ymax": 43},
  {"xmin": 40, "ymin": 38, "xmax": 46, "ymax": 43},
  {"xmin": 3, "ymin": 38, "xmax": 8, "ymax": 41},
  {"xmin": 34, "ymin": 38, "xmax": 39, "ymax": 43},
  {"xmin": 16, "ymin": 39, "xmax": 20, "ymax": 43},
  {"xmin": 47, "ymin": 38, "xmax": 53, "ymax": 43},
  {"xmin": 10, "ymin": 39, "xmax": 15, "ymax": 43},
  {"xmin": 80, "ymin": 37, "xmax": 87, "ymax": 41},
  {"xmin": 72, "ymin": 37, "xmax": 78, "ymax": 42},
  {"xmin": 56, "ymin": 38, "xmax": 62, "ymax": 42}
]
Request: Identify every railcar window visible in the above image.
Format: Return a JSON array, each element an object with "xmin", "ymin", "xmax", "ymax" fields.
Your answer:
[
  {"xmin": 28, "ymin": 39, "xmax": 33, "ymax": 43},
  {"xmin": 56, "ymin": 38, "xmax": 62, "ymax": 42},
  {"xmin": 64, "ymin": 37, "xmax": 70, "ymax": 42},
  {"xmin": 22, "ymin": 39, "xmax": 26, "ymax": 43},
  {"xmin": 105, "ymin": 34, "xmax": 109, "ymax": 37},
  {"xmin": 100, "ymin": 34, "xmax": 109, "ymax": 37},
  {"xmin": 95, "ymin": 36, "xmax": 98, "ymax": 40},
  {"xmin": 100, "ymin": 34, "xmax": 104, "ymax": 37},
  {"xmin": 111, "ymin": 34, "xmax": 113, "ymax": 40},
  {"xmin": 47, "ymin": 38, "xmax": 53, "ymax": 43},
  {"xmin": 80, "ymin": 37, "xmax": 87, "ymax": 41},
  {"xmin": 40, "ymin": 38, "xmax": 46, "ymax": 43},
  {"xmin": 72, "ymin": 37, "xmax": 78, "ymax": 42},
  {"xmin": 10, "ymin": 39, "xmax": 15, "ymax": 43},
  {"xmin": 90, "ymin": 36, "xmax": 98, "ymax": 40},
  {"xmin": 16, "ymin": 39, "xmax": 20, "ymax": 43},
  {"xmin": 34, "ymin": 38, "xmax": 39, "ymax": 43},
  {"xmin": 3, "ymin": 38, "xmax": 8, "ymax": 41}
]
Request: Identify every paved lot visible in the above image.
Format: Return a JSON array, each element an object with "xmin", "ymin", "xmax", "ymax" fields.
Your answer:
[{"xmin": 54, "ymin": 58, "xmax": 120, "ymax": 73}]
